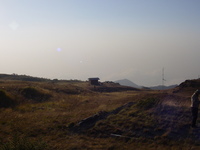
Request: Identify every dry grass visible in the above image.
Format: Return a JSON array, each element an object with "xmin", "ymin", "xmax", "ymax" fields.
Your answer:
[{"xmin": 0, "ymin": 79, "xmax": 200, "ymax": 149}]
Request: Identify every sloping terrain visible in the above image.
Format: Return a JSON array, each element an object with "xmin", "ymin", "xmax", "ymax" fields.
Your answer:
[
  {"xmin": 0, "ymin": 74, "xmax": 50, "ymax": 82},
  {"xmin": 0, "ymin": 77, "xmax": 200, "ymax": 150},
  {"xmin": 70, "ymin": 79, "xmax": 200, "ymax": 149},
  {"xmin": 73, "ymin": 91, "xmax": 192, "ymax": 139}
]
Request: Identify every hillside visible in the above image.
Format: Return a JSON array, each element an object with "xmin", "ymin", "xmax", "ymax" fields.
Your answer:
[
  {"xmin": 0, "ymin": 73, "xmax": 50, "ymax": 82},
  {"xmin": 0, "ymin": 77, "xmax": 200, "ymax": 150}
]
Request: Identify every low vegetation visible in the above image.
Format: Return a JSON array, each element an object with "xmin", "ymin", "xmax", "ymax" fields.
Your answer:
[
  {"xmin": 21, "ymin": 87, "xmax": 52, "ymax": 102},
  {"xmin": 0, "ymin": 90, "xmax": 15, "ymax": 108},
  {"xmin": 0, "ymin": 134, "xmax": 47, "ymax": 150},
  {"xmin": 136, "ymin": 97, "xmax": 159, "ymax": 110},
  {"xmin": 0, "ymin": 75, "xmax": 200, "ymax": 150}
]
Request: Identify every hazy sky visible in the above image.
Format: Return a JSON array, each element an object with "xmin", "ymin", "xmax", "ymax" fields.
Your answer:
[{"xmin": 0, "ymin": 0, "xmax": 200, "ymax": 86}]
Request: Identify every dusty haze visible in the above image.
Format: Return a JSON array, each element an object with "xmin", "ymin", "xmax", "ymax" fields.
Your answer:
[{"xmin": 0, "ymin": 0, "xmax": 200, "ymax": 86}]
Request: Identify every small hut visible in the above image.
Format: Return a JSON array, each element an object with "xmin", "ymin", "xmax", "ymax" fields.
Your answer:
[{"xmin": 88, "ymin": 77, "xmax": 100, "ymax": 85}]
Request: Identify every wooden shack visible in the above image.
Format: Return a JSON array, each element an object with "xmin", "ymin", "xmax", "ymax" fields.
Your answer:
[{"xmin": 88, "ymin": 77, "xmax": 100, "ymax": 85}]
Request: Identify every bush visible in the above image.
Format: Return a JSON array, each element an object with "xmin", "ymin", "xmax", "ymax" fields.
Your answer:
[
  {"xmin": 0, "ymin": 90, "xmax": 15, "ymax": 108},
  {"xmin": 136, "ymin": 97, "xmax": 159, "ymax": 110},
  {"xmin": 21, "ymin": 87, "xmax": 51, "ymax": 102},
  {"xmin": 0, "ymin": 135, "xmax": 47, "ymax": 150}
]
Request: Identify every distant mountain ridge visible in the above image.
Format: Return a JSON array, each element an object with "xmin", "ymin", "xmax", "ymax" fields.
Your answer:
[
  {"xmin": 0, "ymin": 74, "xmax": 178, "ymax": 90},
  {"xmin": 115, "ymin": 79, "xmax": 177, "ymax": 90},
  {"xmin": 115, "ymin": 79, "xmax": 141, "ymax": 89},
  {"xmin": 148, "ymin": 85, "xmax": 178, "ymax": 90}
]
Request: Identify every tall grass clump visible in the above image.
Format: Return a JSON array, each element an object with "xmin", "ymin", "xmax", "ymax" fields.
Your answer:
[
  {"xmin": 136, "ymin": 97, "xmax": 159, "ymax": 110},
  {"xmin": 0, "ymin": 90, "xmax": 15, "ymax": 108},
  {"xmin": 21, "ymin": 87, "xmax": 51, "ymax": 102},
  {"xmin": 0, "ymin": 135, "xmax": 47, "ymax": 150}
]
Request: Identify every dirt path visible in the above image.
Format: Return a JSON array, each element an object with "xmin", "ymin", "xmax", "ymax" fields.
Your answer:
[{"xmin": 155, "ymin": 93, "xmax": 200, "ymax": 140}]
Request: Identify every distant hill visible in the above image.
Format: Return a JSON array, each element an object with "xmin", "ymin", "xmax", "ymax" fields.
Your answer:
[
  {"xmin": 115, "ymin": 78, "xmax": 177, "ymax": 90},
  {"xmin": 148, "ymin": 84, "xmax": 178, "ymax": 90},
  {"xmin": 114, "ymin": 79, "xmax": 141, "ymax": 89},
  {"xmin": 0, "ymin": 74, "xmax": 50, "ymax": 82}
]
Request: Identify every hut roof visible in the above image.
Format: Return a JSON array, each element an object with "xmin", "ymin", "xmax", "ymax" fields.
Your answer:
[{"xmin": 88, "ymin": 77, "xmax": 100, "ymax": 81}]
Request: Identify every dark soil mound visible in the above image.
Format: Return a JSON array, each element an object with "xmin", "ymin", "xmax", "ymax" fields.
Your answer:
[
  {"xmin": 0, "ymin": 90, "xmax": 15, "ymax": 108},
  {"xmin": 179, "ymin": 79, "xmax": 200, "ymax": 88},
  {"xmin": 21, "ymin": 87, "xmax": 51, "ymax": 102}
]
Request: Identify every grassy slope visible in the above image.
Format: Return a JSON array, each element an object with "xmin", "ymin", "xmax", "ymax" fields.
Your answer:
[{"xmin": 0, "ymin": 79, "xmax": 200, "ymax": 149}]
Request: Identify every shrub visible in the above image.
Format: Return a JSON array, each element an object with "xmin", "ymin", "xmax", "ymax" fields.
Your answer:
[
  {"xmin": 0, "ymin": 90, "xmax": 15, "ymax": 108},
  {"xmin": 21, "ymin": 87, "xmax": 51, "ymax": 102},
  {"xmin": 136, "ymin": 97, "xmax": 159, "ymax": 110}
]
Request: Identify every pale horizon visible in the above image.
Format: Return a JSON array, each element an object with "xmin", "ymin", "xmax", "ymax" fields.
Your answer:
[{"xmin": 1, "ymin": 0, "xmax": 200, "ymax": 86}]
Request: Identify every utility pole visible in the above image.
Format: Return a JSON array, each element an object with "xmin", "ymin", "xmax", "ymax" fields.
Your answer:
[{"xmin": 162, "ymin": 68, "xmax": 166, "ymax": 90}]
